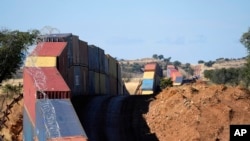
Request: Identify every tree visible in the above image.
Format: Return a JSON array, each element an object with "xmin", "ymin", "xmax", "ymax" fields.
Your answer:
[
  {"xmin": 240, "ymin": 28, "xmax": 250, "ymax": 88},
  {"xmin": 160, "ymin": 78, "xmax": 173, "ymax": 90},
  {"xmin": 173, "ymin": 60, "xmax": 181, "ymax": 67},
  {"xmin": 198, "ymin": 60, "xmax": 204, "ymax": 64},
  {"xmin": 0, "ymin": 29, "xmax": 39, "ymax": 83},
  {"xmin": 152, "ymin": 54, "xmax": 158, "ymax": 59},
  {"xmin": 158, "ymin": 54, "xmax": 164, "ymax": 60}
]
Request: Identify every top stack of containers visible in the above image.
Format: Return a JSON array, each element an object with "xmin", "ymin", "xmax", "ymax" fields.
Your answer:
[
  {"xmin": 141, "ymin": 62, "xmax": 162, "ymax": 95},
  {"xmin": 166, "ymin": 65, "xmax": 183, "ymax": 85}
]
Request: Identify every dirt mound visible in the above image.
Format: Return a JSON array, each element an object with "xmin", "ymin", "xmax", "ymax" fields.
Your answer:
[{"xmin": 144, "ymin": 83, "xmax": 250, "ymax": 141}]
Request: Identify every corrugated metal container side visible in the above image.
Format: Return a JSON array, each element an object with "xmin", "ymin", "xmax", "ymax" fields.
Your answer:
[
  {"xmin": 141, "ymin": 79, "xmax": 155, "ymax": 90},
  {"xmin": 95, "ymin": 72, "xmax": 100, "ymax": 94},
  {"xmin": 68, "ymin": 66, "xmax": 89, "ymax": 96},
  {"xmin": 104, "ymin": 55, "xmax": 109, "ymax": 75},
  {"xmin": 48, "ymin": 136, "xmax": 88, "ymax": 141},
  {"xmin": 88, "ymin": 71, "xmax": 95, "ymax": 94},
  {"xmin": 30, "ymin": 42, "xmax": 68, "ymax": 56},
  {"xmin": 72, "ymin": 35, "xmax": 80, "ymax": 65},
  {"xmin": 24, "ymin": 67, "xmax": 71, "ymax": 123},
  {"xmin": 23, "ymin": 67, "xmax": 37, "ymax": 124},
  {"xmin": 25, "ymin": 56, "xmax": 57, "ymax": 67},
  {"xmin": 142, "ymin": 90, "xmax": 154, "ymax": 95},
  {"xmin": 23, "ymin": 107, "xmax": 35, "ymax": 141},
  {"xmin": 88, "ymin": 45, "xmax": 99, "ymax": 71},
  {"xmin": 107, "ymin": 54, "xmax": 117, "ymax": 78},
  {"xmin": 109, "ymin": 77, "xmax": 118, "ymax": 95},
  {"xmin": 40, "ymin": 33, "xmax": 72, "ymax": 42},
  {"xmin": 175, "ymin": 76, "xmax": 183, "ymax": 83},
  {"xmin": 79, "ymin": 40, "xmax": 88, "ymax": 67},
  {"xmin": 100, "ymin": 73, "xmax": 106, "ymax": 94},
  {"xmin": 117, "ymin": 62, "xmax": 122, "ymax": 84},
  {"xmin": 105, "ymin": 75, "xmax": 110, "ymax": 94},
  {"xmin": 98, "ymin": 48, "xmax": 105, "ymax": 73},
  {"xmin": 144, "ymin": 63, "xmax": 157, "ymax": 71},
  {"xmin": 57, "ymin": 44, "xmax": 69, "ymax": 84},
  {"xmin": 35, "ymin": 99, "xmax": 87, "ymax": 141},
  {"xmin": 171, "ymin": 71, "xmax": 182, "ymax": 82},
  {"xmin": 118, "ymin": 82, "xmax": 123, "ymax": 95},
  {"xmin": 143, "ymin": 71, "xmax": 155, "ymax": 79}
]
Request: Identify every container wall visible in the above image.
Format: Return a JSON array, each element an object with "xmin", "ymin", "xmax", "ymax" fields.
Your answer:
[
  {"xmin": 109, "ymin": 77, "xmax": 118, "ymax": 95},
  {"xmin": 95, "ymin": 72, "xmax": 100, "ymax": 94},
  {"xmin": 88, "ymin": 71, "xmax": 95, "ymax": 94},
  {"xmin": 79, "ymin": 40, "xmax": 89, "ymax": 67},
  {"xmin": 117, "ymin": 63, "xmax": 122, "ymax": 84},
  {"xmin": 88, "ymin": 45, "xmax": 99, "ymax": 71},
  {"xmin": 25, "ymin": 56, "xmax": 57, "ymax": 67},
  {"xmin": 57, "ymin": 45, "xmax": 69, "ymax": 84},
  {"xmin": 141, "ymin": 79, "xmax": 154, "ymax": 90},
  {"xmin": 143, "ymin": 71, "xmax": 155, "ymax": 79},
  {"xmin": 48, "ymin": 136, "xmax": 88, "ymax": 141},
  {"xmin": 144, "ymin": 63, "xmax": 156, "ymax": 71},
  {"xmin": 104, "ymin": 55, "xmax": 109, "ymax": 75},
  {"xmin": 35, "ymin": 99, "xmax": 87, "ymax": 140},
  {"xmin": 100, "ymin": 73, "xmax": 106, "ymax": 95},
  {"xmin": 23, "ymin": 107, "xmax": 35, "ymax": 141},
  {"xmin": 107, "ymin": 55, "xmax": 117, "ymax": 78},
  {"xmin": 72, "ymin": 35, "xmax": 80, "ymax": 65},
  {"xmin": 99, "ymin": 48, "xmax": 105, "ymax": 73},
  {"xmin": 68, "ymin": 66, "xmax": 89, "ymax": 96},
  {"xmin": 23, "ymin": 68, "xmax": 36, "ymax": 124}
]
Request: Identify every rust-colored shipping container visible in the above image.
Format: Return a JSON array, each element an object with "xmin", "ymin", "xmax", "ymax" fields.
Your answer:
[
  {"xmin": 144, "ymin": 62, "xmax": 163, "ymax": 77},
  {"xmin": 79, "ymin": 40, "xmax": 89, "ymax": 67},
  {"xmin": 72, "ymin": 35, "xmax": 80, "ymax": 65},
  {"xmin": 68, "ymin": 66, "xmax": 89, "ymax": 96},
  {"xmin": 23, "ymin": 67, "xmax": 70, "ymax": 124}
]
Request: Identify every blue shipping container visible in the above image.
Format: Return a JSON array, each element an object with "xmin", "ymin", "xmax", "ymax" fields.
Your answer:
[
  {"xmin": 175, "ymin": 76, "xmax": 183, "ymax": 83},
  {"xmin": 141, "ymin": 79, "xmax": 155, "ymax": 90},
  {"xmin": 35, "ymin": 99, "xmax": 87, "ymax": 140},
  {"xmin": 23, "ymin": 107, "xmax": 35, "ymax": 141}
]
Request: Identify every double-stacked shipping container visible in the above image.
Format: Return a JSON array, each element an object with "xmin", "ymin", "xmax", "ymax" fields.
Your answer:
[
  {"xmin": 23, "ymin": 40, "xmax": 88, "ymax": 140},
  {"xmin": 166, "ymin": 65, "xmax": 183, "ymax": 85},
  {"xmin": 141, "ymin": 63, "xmax": 162, "ymax": 95}
]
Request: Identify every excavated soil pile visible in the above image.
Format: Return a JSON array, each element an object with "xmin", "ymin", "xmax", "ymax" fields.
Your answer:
[{"xmin": 144, "ymin": 82, "xmax": 250, "ymax": 141}]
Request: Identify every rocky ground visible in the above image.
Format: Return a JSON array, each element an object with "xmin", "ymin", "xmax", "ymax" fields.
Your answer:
[{"xmin": 144, "ymin": 82, "xmax": 250, "ymax": 141}]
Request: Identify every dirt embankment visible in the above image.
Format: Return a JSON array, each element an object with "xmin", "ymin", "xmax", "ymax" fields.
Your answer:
[{"xmin": 144, "ymin": 82, "xmax": 250, "ymax": 141}]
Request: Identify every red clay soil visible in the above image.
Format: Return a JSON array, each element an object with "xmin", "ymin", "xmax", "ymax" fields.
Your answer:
[{"xmin": 144, "ymin": 82, "xmax": 250, "ymax": 141}]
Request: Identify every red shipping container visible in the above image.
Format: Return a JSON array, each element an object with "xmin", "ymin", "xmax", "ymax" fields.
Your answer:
[
  {"xmin": 23, "ymin": 67, "xmax": 70, "ymax": 124},
  {"xmin": 144, "ymin": 63, "xmax": 158, "ymax": 71},
  {"xmin": 72, "ymin": 35, "xmax": 80, "ymax": 65},
  {"xmin": 48, "ymin": 136, "xmax": 88, "ymax": 141},
  {"xmin": 171, "ymin": 71, "xmax": 182, "ymax": 82}
]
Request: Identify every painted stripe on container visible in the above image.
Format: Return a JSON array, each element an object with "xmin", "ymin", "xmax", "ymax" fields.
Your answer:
[
  {"xmin": 143, "ymin": 71, "xmax": 155, "ymax": 79},
  {"xmin": 35, "ymin": 99, "xmax": 87, "ymax": 140},
  {"xmin": 142, "ymin": 90, "xmax": 154, "ymax": 95},
  {"xmin": 25, "ymin": 56, "xmax": 56, "ymax": 67},
  {"xmin": 141, "ymin": 79, "xmax": 154, "ymax": 90}
]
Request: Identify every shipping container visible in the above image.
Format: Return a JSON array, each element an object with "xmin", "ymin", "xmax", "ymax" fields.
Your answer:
[
  {"xmin": 104, "ymin": 55, "xmax": 109, "ymax": 75},
  {"xmin": 171, "ymin": 71, "xmax": 182, "ymax": 82},
  {"xmin": 35, "ymin": 99, "xmax": 87, "ymax": 141},
  {"xmin": 144, "ymin": 62, "xmax": 163, "ymax": 77},
  {"xmin": 167, "ymin": 65, "xmax": 176, "ymax": 70},
  {"xmin": 29, "ymin": 42, "xmax": 69, "ymax": 82},
  {"xmin": 68, "ymin": 66, "xmax": 88, "ymax": 96},
  {"xmin": 88, "ymin": 45, "xmax": 99, "ymax": 71},
  {"xmin": 143, "ymin": 71, "xmax": 155, "ymax": 79},
  {"xmin": 100, "ymin": 73, "xmax": 106, "ymax": 94},
  {"xmin": 141, "ymin": 79, "xmax": 155, "ymax": 91},
  {"xmin": 95, "ymin": 72, "xmax": 100, "ymax": 94},
  {"xmin": 88, "ymin": 71, "xmax": 95, "ymax": 94},
  {"xmin": 23, "ymin": 107, "xmax": 35, "ymax": 141},
  {"xmin": 141, "ymin": 90, "xmax": 154, "ymax": 95},
  {"xmin": 107, "ymin": 54, "xmax": 118, "ymax": 78},
  {"xmin": 99, "ymin": 48, "xmax": 105, "ymax": 73},
  {"xmin": 39, "ymin": 33, "xmax": 78, "ymax": 67},
  {"xmin": 117, "ymin": 62, "xmax": 122, "ymax": 84},
  {"xmin": 72, "ymin": 35, "xmax": 80, "ymax": 65},
  {"xmin": 79, "ymin": 40, "xmax": 88, "ymax": 67},
  {"xmin": 25, "ymin": 56, "xmax": 57, "ymax": 67},
  {"xmin": 109, "ymin": 77, "xmax": 118, "ymax": 95},
  {"xmin": 23, "ymin": 67, "xmax": 70, "ymax": 123}
]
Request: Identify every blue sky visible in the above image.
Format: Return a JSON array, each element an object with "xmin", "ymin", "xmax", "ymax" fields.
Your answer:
[{"xmin": 1, "ymin": 0, "xmax": 250, "ymax": 64}]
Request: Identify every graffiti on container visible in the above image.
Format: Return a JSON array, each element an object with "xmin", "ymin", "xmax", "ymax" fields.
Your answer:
[{"xmin": 26, "ymin": 41, "xmax": 61, "ymax": 138}]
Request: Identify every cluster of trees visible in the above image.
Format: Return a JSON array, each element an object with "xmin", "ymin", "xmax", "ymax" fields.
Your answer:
[{"xmin": 204, "ymin": 28, "xmax": 250, "ymax": 87}]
